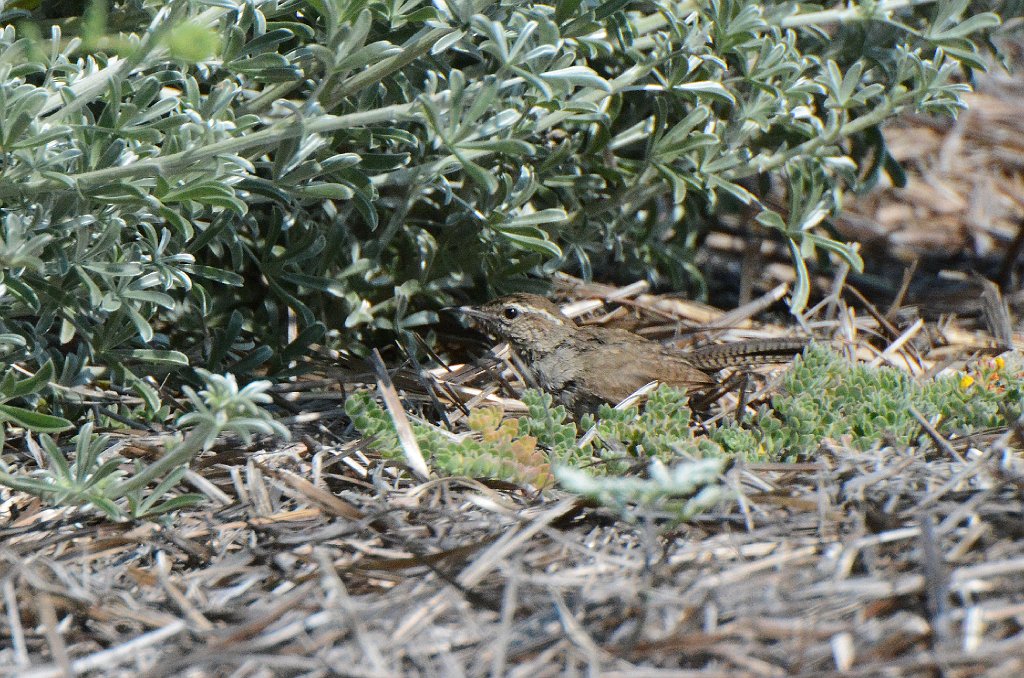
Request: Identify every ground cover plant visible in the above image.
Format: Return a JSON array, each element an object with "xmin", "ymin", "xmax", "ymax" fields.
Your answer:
[
  {"xmin": 712, "ymin": 346, "xmax": 1024, "ymax": 458},
  {"xmin": 344, "ymin": 345, "xmax": 1024, "ymax": 515}
]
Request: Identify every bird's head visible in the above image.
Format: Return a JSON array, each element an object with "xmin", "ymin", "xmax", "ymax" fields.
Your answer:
[{"xmin": 457, "ymin": 293, "xmax": 576, "ymax": 351}]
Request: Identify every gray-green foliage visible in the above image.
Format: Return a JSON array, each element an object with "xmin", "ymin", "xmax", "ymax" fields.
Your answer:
[
  {"xmin": 0, "ymin": 0, "xmax": 1006, "ymax": 424},
  {"xmin": 0, "ymin": 360, "xmax": 72, "ymax": 435},
  {"xmin": 345, "ymin": 391, "xmax": 556, "ymax": 485},
  {"xmin": 580, "ymin": 386, "xmax": 727, "ymax": 470},
  {"xmin": 346, "ymin": 385, "xmax": 724, "ymax": 485},
  {"xmin": 556, "ymin": 458, "xmax": 730, "ymax": 524},
  {"xmin": 0, "ymin": 370, "xmax": 287, "ymax": 520},
  {"xmin": 517, "ymin": 389, "xmax": 580, "ymax": 461},
  {"xmin": 347, "ymin": 385, "xmax": 731, "ymax": 517},
  {"xmin": 348, "ymin": 385, "xmax": 726, "ymax": 487},
  {"xmin": 711, "ymin": 346, "xmax": 1024, "ymax": 458}
]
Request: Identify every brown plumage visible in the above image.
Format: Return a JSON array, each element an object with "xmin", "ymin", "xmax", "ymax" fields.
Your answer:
[{"xmin": 459, "ymin": 293, "xmax": 716, "ymax": 416}]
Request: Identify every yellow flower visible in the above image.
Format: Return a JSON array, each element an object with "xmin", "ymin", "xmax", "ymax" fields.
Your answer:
[{"xmin": 960, "ymin": 374, "xmax": 975, "ymax": 389}]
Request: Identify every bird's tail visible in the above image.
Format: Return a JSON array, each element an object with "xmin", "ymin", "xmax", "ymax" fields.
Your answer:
[{"xmin": 686, "ymin": 337, "xmax": 809, "ymax": 370}]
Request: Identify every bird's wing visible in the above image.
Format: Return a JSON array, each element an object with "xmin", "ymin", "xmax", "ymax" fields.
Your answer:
[{"xmin": 575, "ymin": 328, "xmax": 714, "ymax": 403}]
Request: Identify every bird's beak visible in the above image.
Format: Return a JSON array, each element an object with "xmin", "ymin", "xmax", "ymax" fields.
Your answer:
[
  {"xmin": 453, "ymin": 305, "xmax": 488, "ymax": 320},
  {"xmin": 442, "ymin": 305, "xmax": 489, "ymax": 328}
]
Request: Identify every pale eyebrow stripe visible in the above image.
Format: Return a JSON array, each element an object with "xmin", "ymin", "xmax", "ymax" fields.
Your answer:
[{"xmin": 522, "ymin": 307, "xmax": 567, "ymax": 325}]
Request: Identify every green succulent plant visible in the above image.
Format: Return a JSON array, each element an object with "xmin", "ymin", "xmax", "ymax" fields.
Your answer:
[
  {"xmin": 710, "ymin": 347, "xmax": 1024, "ymax": 458},
  {"xmin": 345, "ymin": 391, "xmax": 555, "ymax": 486}
]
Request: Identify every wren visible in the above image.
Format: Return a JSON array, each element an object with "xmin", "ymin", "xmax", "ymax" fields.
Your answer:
[
  {"xmin": 458, "ymin": 293, "xmax": 805, "ymax": 417},
  {"xmin": 458, "ymin": 293, "xmax": 713, "ymax": 416}
]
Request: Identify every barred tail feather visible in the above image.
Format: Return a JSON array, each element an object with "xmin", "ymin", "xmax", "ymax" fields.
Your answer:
[{"xmin": 686, "ymin": 338, "xmax": 809, "ymax": 370}]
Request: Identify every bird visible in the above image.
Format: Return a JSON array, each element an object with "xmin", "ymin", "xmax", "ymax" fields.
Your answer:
[
  {"xmin": 456, "ymin": 293, "xmax": 712, "ymax": 416},
  {"xmin": 457, "ymin": 293, "xmax": 805, "ymax": 417}
]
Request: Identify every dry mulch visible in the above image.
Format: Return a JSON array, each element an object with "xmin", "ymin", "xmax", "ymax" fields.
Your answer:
[
  {"xmin": 839, "ymin": 71, "xmax": 1024, "ymax": 271},
  {"xmin": 3, "ymin": 73, "xmax": 1024, "ymax": 678}
]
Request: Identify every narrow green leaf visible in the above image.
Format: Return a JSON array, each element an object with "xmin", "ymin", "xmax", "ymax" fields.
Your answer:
[
  {"xmin": 458, "ymin": 156, "xmax": 499, "ymax": 193},
  {"xmin": 541, "ymin": 66, "xmax": 611, "ymax": 92},
  {"xmin": 121, "ymin": 350, "xmax": 191, "ymax": 366},
  {"xmin": 296, "ymin": 183, "xmax": 355, "ymax": 200},
  {"xmin": 787, "ymin": 239, "xmax": 810, "ymax": 314},
  {"xmin": 504, "ymin": 209, "xmax": 568, "ymax": 227},
  {"xmin": 674, "ymin": 81, "xmax": 736, "ymax": 104},
  {"xmin": 498, "ymin": 231, "xmax": 562, "ymax": 258},
  {"xmin": 0, "ymin": 405, "xmax": 73, "ymax": 433},
  {"xmin": 3, "ymin": 360, "xmax": 55, "ymax": 399}
]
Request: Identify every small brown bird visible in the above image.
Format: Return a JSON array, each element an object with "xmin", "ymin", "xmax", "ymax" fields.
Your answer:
[
  {"xmin": 459, "ymin": 293, "xmax": 806, "ymax": 417},
  {"xmin": 458, "ymin": 293, "xmax": 717, "ymax": 416}
]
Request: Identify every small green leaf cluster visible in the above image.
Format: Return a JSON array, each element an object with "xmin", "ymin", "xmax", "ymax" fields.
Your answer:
[
  {"xmin": 345, "ymin": 392, "xmax": 553, "ymax": 486},
  {"xmin": 0, "ymin": 371, "xmax": 286, "ymax": 520},
  {"xmin": 517, "ymin": 389, "xmax": 580, "ymax": 463},
  {"xmin": 922, "ymin": 354, "xmax": 1024, "ymax": 431},
  {"xmin": 709, "ymin": 346, "xmax": 1024, "ymax": 458},
  {"xmin": 563, "ymin": 389, "xmax": 736, "ymax": 522},
  {"xmin": 556, "ymin": 458, "xmax": 730, "ymax": 525},
  {"xmin": 344, "ymin": 391, "xmax": 403, "ymax": 457},
  {"xmin": 346, "ymin": 387, "xmax": 731, "ymax": 519},
  {"xmin": 347, "ymin": 386, "xmax": 729, "ymax": 485},
  {"xmin": 0, "ymin": 360, "xmax": 72, "ymax": 436},
  {"xmin": 0, "ymin": 424, "xmax": 128, "ymax": 518},
  {"xmin": 581, "ymin": 387, "xmax": 728, "ymax": 471},
  {"xmin": 345, "ymin": 350, "xmax": 1024, "ymax": 518}
]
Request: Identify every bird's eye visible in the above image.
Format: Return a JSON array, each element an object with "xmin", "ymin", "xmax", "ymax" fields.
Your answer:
[{"xmin": 503, "ymin": 307, "xmax": 519, "ymax": 320}]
